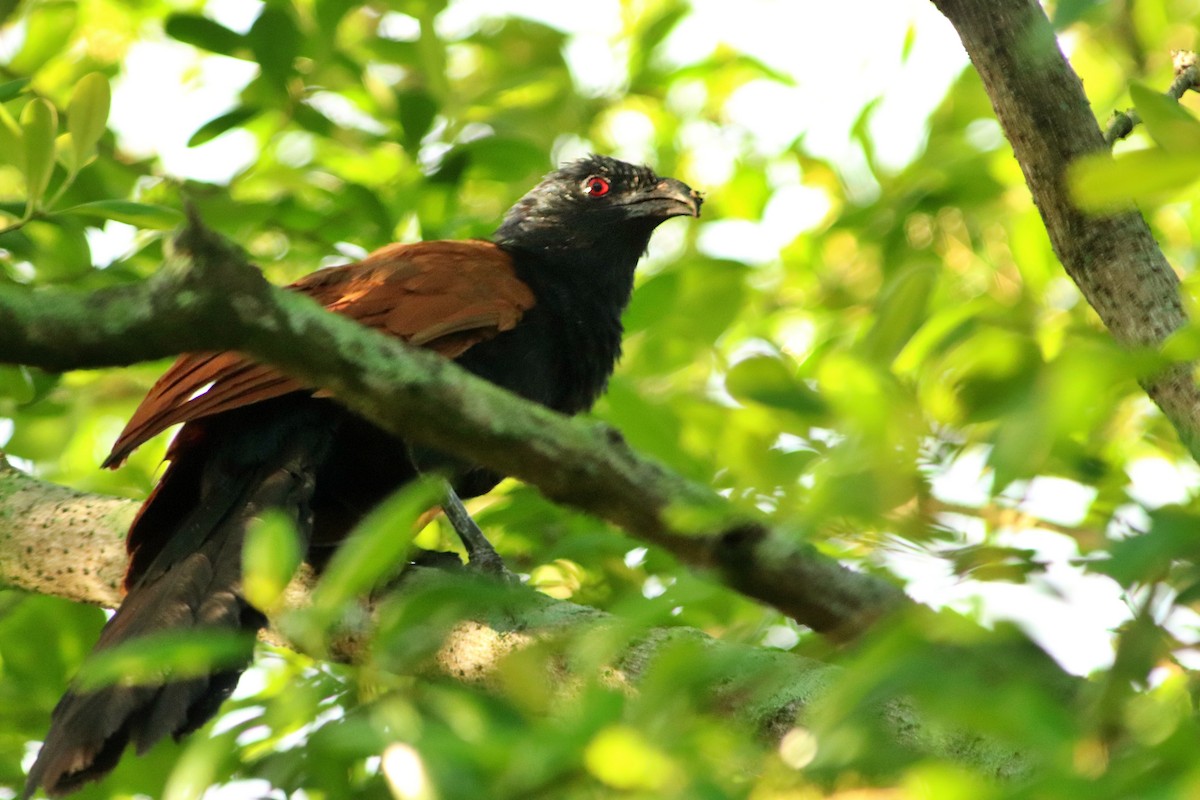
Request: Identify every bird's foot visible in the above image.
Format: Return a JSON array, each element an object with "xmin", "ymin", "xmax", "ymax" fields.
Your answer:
[{"xmin": 442, "ymin": 483, "xmax": 519, "ymax": 583}]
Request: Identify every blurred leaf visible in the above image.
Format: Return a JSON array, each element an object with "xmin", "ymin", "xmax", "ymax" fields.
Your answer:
[
  {"xmin": 20, "ymin": 98, "xmax": 58, "ymax": 208},
  {"xmin": 0, "ymin": 364, "xmax": 35, "ymax": 403},
  {"xmin": 163, "ymin": 736, "xmax": 229, "ymax": 800},
  {"xmin": 1052, "ymin": 0, "xmax": 1104, "ymax": 28},
  {"xmin": 4, "ymin": 217, "xmax": 92, "ymax": 281},
  {"xmin": 75, "ymin": 630, "xmax": 255, "ymax": 691},
  {"xmin": 900, "ymin": 23, "xmax": 917, "ymax": 61},
  {"xmin": 243, "ymin": 511, "xmax": 303, "ymax": 613},
  {"xmin": 187, "ymin": 106, "xmax": 261, "ymax": 147},
  {"xmin": 1093, "ymin": 506, "xmax": 1200, "ymax": 587},
  {"xmin": 455, "ymin": 136, "xmax": 547, "ymax": 181},
  {"xmin": 1069, "ymin": 148, "xmax": 1200, "ymax": 211},
  {"xmin": 0, "ymin": 77, "xmax": 29, "ymax": 103},
  {"xmin": 7, "ymin": 0, "xmax": 77, "ymax": 75},
  {"xmin": 247, "ymin": 4, "xmax": 302, "ymax": 89},
  {"xmin": 397, "ymin": 89, "xmax": 437, "ymax": 153},
  {"xmin": 585, "ymin": 725, "xmax": 679, "ymax": 791},
  {"xmin": 0, "ymin": 103, "xmax": 23, "ymax": 169},
  {"xmin": 307, "ymin": 478, "xmax": 442, "ymax": 626},
  {"xmin": 863, "ymin": 262, "xmax": 938, "ymax": 363},
  {"xmin": 164, "ymin": 13, "xmax": 245, "ymax": 56},
  {"xmin": 1129, "ymin": 81, "xmax": 1200, "ymax": 154},
  {"xmin": 62, "ymin": 200, "xmax": 183, "ymax": 229},
  {"xmin": 66, "ymin": 72, "xmax": 111, "ymax": 173},
  {"xmin": 726, "ymin": 355, "xmax": 826, "ymax": 416}
]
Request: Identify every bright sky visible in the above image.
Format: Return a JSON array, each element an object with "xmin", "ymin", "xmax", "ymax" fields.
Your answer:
[{"xmin": 10, "ymin": 0, "xmax": 1188, "ymax": 683}]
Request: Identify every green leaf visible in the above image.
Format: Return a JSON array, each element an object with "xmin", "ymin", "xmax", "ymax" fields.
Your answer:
[
  {"xmin": 0, "ymin": 103, "xmax": 23, "ymax": 169},
  {"xmin": 456, "ymin": 136, "xmax": 548, "ymax": 181},
  {"xmin": 74, "ymin": 629, "xmax": 255, "ymax": 691},
  {"xmin": 187, "ymin": 106, "xmax": 261, "ymax": 147},
  {"xmin": 66, "ymin": 72, "xmax": 111, "ymax": 173},
  {"xmin": 864, "ymin": 263, "xmax": 938, "ymax": 364},
  {"xmin": 247, "ymin": 5, "xmax": 302, "ymax": 89},
  {"xmin": 726, "ymin": 355, "xmax": 827, "ymax": 416},
  {"xmin": 0, "ymin": 77, "xmax": 29, "ymax": 103},
  {"xmin": 242, "ymin": 510, "xmax": 303, "ymax": 613},
  {"xmin": 164, "ymin": 13, "xmax": 245, "ymax": 56},
  {"xmin": 1093, "ymin": 506, "xmax": 1200, "ymax": 587},
  {"xmin": 7, "ymin": 0, "xmax": 77, "ymax": 75},
  {"xmin": 397, "ymin": 90, "xmax": 438, "ymax": 153},
  {"xmin": 20, "ymin": 98, "xmax": 58, "ymax": 209},
  {"xmin": 0, "ymin": 365, "xmax": 35, "ymax": 403},
  {"xmin": 1129, "ymin": 81, "xmax": 1200, "ymax": 154},
  {"xmin": 1068, "ymin": 147, "xmax": 1200, "ymax": 211},
  {"xmin": 309, "ymin": 478, "xmax": 442, "ymax": 622},
  {"xmin": 1052, "ymin": 0, "xmax": 1103, "ymax": 28},
  {"xmin": 61, "ymin": 200, "xmax": 183, "ymax": 229}
]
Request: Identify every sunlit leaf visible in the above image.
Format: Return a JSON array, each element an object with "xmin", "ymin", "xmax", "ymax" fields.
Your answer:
[
  {"xmin": 1069, "ymin": 148, "xmax": 1200, "ymax": 211},
  {"xmin": 243, "ymin": 510, "xmax": 303, "ymax": 613},
  {"xmin": 308, "ymin": 478, "xmax": 442, "ymax": 622},
  {"xmin": 7, "ymin": 0, "xmax": 77, "ymax": 74},
  {"xmin": 585, "ymin": 726, "xmax": 679, "ymax": 791},
  {"xmin": 66, "ymin": 72, "xmax": 111, "ymax": 173},
  {"xmin": 20, "ymin": 98, "xmax": 58, "ymax": 208},
  {"xmin": 0, "ymin": 102, "xmax": 23, "ymax": 168},
  {"xmin": 1129, "ymin": 81, "xmax": 1200, "ymax": 154}
]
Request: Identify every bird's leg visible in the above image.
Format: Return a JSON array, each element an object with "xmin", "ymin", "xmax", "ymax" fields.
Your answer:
[{"xmin": 442, "ymin": 482, "xmax": 515, "ymax": 580}]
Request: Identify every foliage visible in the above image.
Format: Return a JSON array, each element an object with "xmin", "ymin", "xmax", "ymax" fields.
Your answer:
[{"xmin": 3, "ymin": 0, "xmax": 1200, "ymax": 798}]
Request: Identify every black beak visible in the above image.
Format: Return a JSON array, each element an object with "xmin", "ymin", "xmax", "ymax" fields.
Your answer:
[{"xmin": 625, "ymin": 177, "xmax": 703, "ymax": 220}]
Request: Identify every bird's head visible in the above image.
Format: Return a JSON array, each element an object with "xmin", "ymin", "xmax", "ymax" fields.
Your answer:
[{"xmin": 494, "ymin": 155, "xmax": 701, "ymax": 262}]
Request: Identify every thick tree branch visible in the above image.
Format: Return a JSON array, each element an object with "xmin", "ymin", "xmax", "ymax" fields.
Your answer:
[
  {"xmin": 0, "ymin": 459, "xmax": 1027, "ymax": 777},
  {"xmin": 931, "ymin": 0, "xmax": 1200, "ymax": 459},
  {"xmin": 0, "ymin": 219, "xmax": 906, "ymax": 639}
]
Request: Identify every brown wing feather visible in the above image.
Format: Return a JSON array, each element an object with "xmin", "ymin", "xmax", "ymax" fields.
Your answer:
[{"xmin": 104, "ymin": 240, "xmax": 533, "ymax": 467}]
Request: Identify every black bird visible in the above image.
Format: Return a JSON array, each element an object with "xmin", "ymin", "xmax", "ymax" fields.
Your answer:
[{"xmin": 23, "ymin": 155, "xmax": 701, "ymax": 797}]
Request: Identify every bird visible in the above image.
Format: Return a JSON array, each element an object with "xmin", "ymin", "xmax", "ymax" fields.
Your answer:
[{"xmin": 22, "ymin": 154, "xmax": 701, "ymax": 798}]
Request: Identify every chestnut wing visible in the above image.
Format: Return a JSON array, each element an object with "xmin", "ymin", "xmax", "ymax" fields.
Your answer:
[{"xmin": 104, "ymin": 240, "xmax": 534, "ymax": 467}]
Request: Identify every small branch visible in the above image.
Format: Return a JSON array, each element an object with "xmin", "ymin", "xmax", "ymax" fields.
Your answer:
[
  {"xmin": 1105, "ymin": 50, "xmax": 1200, "ymax": 146},
  {"xmin": 0, "ymin": 214, "xmax": 907, "ymax": 639}
]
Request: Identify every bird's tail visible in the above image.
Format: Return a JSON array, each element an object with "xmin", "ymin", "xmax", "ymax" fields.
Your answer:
[{"xmin": 23, "ymin": 403, "xmax": 332, "ymax": 798}]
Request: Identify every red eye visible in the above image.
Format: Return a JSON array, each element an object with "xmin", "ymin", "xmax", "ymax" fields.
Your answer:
[{"xmin": 583, "ymin": 176, "xmax": 610, "ymax": 197}]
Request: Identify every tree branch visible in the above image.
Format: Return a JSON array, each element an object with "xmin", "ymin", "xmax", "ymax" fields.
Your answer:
[
  {"xmin": 0, "ymin": 217, "xmax": 907, "ymax": 640},
  {"xmin": 930, "ymin": 0, "xmax": 1200, "ymax": 459}
]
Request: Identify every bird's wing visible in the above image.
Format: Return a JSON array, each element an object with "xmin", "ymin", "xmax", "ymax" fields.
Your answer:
[{"xmin": 104, "ymin": 240, "xmax": 534, "ymax": 467}]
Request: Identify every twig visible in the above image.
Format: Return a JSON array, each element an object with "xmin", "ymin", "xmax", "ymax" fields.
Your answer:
[{"xmin": 1105, "ymin": 50, "xmax": 1200, "ymax": 146}]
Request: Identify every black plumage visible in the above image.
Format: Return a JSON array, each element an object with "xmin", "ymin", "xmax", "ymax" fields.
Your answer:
[{"xmin": 24, "ymin": 155, "xmax": 700, "ymax": 797}]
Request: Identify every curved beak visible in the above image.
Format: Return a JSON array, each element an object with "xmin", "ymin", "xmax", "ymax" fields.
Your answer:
[{"xmin": 624, "ymin": 177, "xmax": 703, "ymax": 220}]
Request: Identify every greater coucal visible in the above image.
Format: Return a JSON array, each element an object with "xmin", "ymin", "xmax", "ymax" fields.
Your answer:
[{"xmin": 23, "ymin": 155, "xmax": 701, "ymax": 797}]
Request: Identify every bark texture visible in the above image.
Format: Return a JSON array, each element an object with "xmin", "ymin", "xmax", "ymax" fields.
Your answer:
[{"xmin": 931, "ymin": 0, "xmax": 1200, "ymax": 454}]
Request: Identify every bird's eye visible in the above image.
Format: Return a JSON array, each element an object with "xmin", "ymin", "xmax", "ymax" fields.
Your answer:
[{"xmin": 583, "ymin": 176, "xmax": 611, "ymax": 197}]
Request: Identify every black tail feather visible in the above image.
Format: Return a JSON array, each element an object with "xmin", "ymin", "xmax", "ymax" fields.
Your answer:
[{"xmin": 24, "ymin": 403, "xmax": 333, "ymax": 798}]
